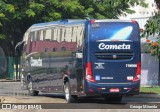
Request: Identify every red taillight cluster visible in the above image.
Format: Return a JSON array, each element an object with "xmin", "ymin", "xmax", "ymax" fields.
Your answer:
[
  {"xmin": 133, "ymin": 62, "xmax": 141, "ymax": 82},
  {"xmin": 85, "ymin": 62, "xmax": 96, "ymax": 83},
  {"xmin": 90, "ymin": 19, "xmax": 95, "ymax": 24},
  {"xmin": 131, "ymin": 20, "xmax": 137, "ymax": 24}
]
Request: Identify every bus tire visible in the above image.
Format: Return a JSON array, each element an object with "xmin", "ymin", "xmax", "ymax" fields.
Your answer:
[
  {"xmin": 64, "ymin": 82, "xmax": 76, "ymax": 103},
  {"xmin": 27, "ymin": 80, "xmax": 39, "ymax": 96}
]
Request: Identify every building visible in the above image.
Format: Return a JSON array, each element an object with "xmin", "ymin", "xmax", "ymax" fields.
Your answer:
[
  {"xmin": 119, "ymin": 0, "xmax": 158, "ymax": 29},
  {"xmin": 120, "ymin": 0, "xmax": 160, "ymax": 86}
]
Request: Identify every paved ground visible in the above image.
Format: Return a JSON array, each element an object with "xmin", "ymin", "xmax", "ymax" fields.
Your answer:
[
  {"xmin": 1, "ymin": 109, "xmax": 160, "ymax": 112},
  {"xmin": 0, "ymin": 81, "xmax": 160, "ymax": 111}
]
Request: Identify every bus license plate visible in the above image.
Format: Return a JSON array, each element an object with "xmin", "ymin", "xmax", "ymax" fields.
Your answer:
[{"xmin": 110, "ymin": 88, "xmax": 120, "ymax": 92}]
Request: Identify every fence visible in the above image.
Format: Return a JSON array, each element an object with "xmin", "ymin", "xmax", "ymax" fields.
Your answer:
[{"xmin": 0, "ymin": 57, "xmax": 20, "ymax": 80}]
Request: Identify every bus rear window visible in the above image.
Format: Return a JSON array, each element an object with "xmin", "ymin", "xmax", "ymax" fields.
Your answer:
[{"xmin": 91, "ymin": 22, "xmax": 139, "ymax": 41}]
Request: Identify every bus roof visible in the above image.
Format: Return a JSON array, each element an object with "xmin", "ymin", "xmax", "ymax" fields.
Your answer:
[
  {"xmin": 94, "ymin": 19, "xmax": 133, "ymax": 23},
  {"xmin": 31, "ymin": 19, "xmax": 86, "ymax": 28},
  {"xmin": 30, "ymin": 19, "xmax": 134, "ymax": 29}
]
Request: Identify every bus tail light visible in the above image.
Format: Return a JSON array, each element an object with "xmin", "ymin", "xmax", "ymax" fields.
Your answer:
[
  {"xmin": 133, "ymin": 62, "xmax": 141, "ymax": 82},
  {"xmin": 91, "ymin": 19, "xmax": 95, "ymax": 24},
  {"xmin": 85, "ymin": 62, "xmax": 96, "ymax": 83},
  {"xmin": 131, "ymin": 20, "xmax": 137, "ymax": 24}
]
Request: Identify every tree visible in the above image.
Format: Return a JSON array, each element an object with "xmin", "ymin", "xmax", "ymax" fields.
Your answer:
[
  {"xmin": 142, "ymin": 0, "xmax": 160, "ymax": 59},
  {"xmin": 0, "ymin": 0, "xmax": 147, "ymax": 48},
  {"xmin": 155, "ymin": 0, "xmax": 160, "ymax": 9},
  {"xmin": 142, "ymin": 0, "xmax": 160, "ymax": 85}
]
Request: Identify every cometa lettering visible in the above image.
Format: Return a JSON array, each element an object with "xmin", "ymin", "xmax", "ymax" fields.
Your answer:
[{"xmin": 98, "ymin": 43, "xmax": 131, "ymax": 50}]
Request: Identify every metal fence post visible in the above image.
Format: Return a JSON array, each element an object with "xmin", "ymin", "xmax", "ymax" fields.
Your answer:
[
  {"xmin": 14, "ymin": 64, "xmax": 16, "ymax": 80},
  {"xmin": 18, "ymin": 64, "xmax": 20, "ymax": 80}
]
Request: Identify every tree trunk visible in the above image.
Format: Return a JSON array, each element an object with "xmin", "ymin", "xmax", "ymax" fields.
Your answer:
[
  {"xmin": 158, "ymin": 57, "xmax": 160, "ymax": 86},
  {"xmin": 155, "ymin": 0, "xmax": 160, "ymax": 9},
  {"xmin": 0, "ymin": 40, "xmax": 14, "ymax": 79}
]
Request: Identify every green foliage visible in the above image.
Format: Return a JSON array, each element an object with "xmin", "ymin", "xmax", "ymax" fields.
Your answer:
[
  {"xmin": 26, "ymin": 9, "xmax": 35, "ymax": 17},
  {"xmin": 146, "ymin": 40, "xmax": 160, "ymax": 59},
  {"xmin": 0, "ymin": 0, "xmax": 147, "ymax": 45},
  {"xmin": 0, "ymin": 13, "xmax": 5, "ymax": 18},
  {"xmin": 0, "ymin": 33, "xmax": 6, "ymax": 40},
  {"xmin": 142, "ymin": 12, "xmax": 160, "ymax": 59},
  {"xmin": 143, "ymin": 13, "xmax": 160, "ymax": 37},
  {"xmin": 140, "ymin": 87, "xmax": 160, "ymax": 94},
  {"xmin": 5, "ymin": 4, "xmax": 15, "ymax": 13}
]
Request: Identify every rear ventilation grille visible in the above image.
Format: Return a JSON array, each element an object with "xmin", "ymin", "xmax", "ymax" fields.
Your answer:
[{"xmin": 95, "ymin": 51, "xmax": 134, "ymax": 60}]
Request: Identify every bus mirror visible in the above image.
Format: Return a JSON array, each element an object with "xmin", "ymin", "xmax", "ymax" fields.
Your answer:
[{"xmin": 15, "ymin": 41, "xmax": 24, "ymax": 56}]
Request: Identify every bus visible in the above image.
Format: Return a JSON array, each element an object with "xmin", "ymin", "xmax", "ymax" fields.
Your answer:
[{"xmin": 16, "ymin": 19, "xmax": 141, "ymax": 103}]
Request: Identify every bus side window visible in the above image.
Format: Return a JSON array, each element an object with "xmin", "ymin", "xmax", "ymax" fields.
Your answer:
[{"xmin": 30, "ymin": 32, "xmax": 35, "ymax": 41}]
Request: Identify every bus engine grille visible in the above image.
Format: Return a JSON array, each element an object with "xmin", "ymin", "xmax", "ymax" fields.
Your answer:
[{"xmin": 95, "ymin": 51, "xmax": 134, "ymax": 60}]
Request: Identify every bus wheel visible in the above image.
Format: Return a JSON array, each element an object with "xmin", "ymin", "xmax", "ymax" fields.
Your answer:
[
  {"xmin": 64, "ymin": 82, "xmax": 76, "ymax": 103},
  {"xmin": 27, "ymin": 80, "xmax": 39, "ymax": 96},
  {"xmin": 105, "ymin": 96, "xmax": 122, "ymax": 103}
]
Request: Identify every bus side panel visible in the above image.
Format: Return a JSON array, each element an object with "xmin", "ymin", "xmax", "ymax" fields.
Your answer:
[
  {"xmin": 69, "ymin": 24, "xmax": 85, "ymax": 95},
  {"xmin": 22, "ymin": 22, "xmax": 85, "ymax": 95},
  {"xmin": 26, "ymin": 34, "xmax": 49, "ymax": 91},
  {"xmin": 32, "ymin": 23, "xmax": 85, "ymax": 94}
]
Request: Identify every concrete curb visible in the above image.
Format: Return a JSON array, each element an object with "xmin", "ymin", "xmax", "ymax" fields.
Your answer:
[
  {"xmin": 0, "ymin": 79, "xmax": 20, "ymax": 82},
  {"xmin": 127, "ymin": 94, "xmax": 160, "ymax": 98}
]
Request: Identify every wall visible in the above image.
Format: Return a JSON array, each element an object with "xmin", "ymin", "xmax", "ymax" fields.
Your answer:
[
  {"xmin": 141, "ymin": 53, "xmax": 159, "ymax": 86},
  {"xmin": 119, "ymin": 0, "xmax": 158, "ymax": 29}
]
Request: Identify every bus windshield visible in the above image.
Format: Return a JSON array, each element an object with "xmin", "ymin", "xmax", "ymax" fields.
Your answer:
[{"xmin": 91, "ymin": 22, "xmax": 140, "ymax": 41}]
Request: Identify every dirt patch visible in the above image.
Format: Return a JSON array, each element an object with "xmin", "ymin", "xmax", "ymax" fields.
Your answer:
[
  {"xmin": 0, "ymin": 96, "xmax": 5, "ymax": 103},
  {"xmin": 0, "ymin": 96, "xmax": 65, "ymax": 103}
]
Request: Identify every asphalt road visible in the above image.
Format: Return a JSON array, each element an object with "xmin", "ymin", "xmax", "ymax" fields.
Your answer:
[{"xmin": 0, "ymin": 81, "xmax": 160, "ymax": 110}]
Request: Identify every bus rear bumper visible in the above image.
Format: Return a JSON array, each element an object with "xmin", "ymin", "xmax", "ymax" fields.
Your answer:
[{"xmin": 83, "ymin": 81, "xmax": 140, "ymax": 97}]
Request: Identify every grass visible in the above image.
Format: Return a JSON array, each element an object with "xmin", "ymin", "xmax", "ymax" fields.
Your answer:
[{"xmin": 140, "ymin": 87, "xmax": 160, "ymax": 94}]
